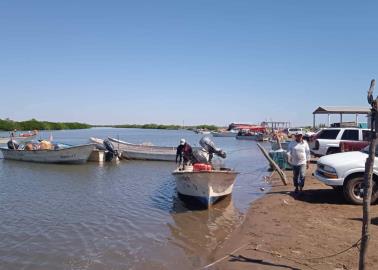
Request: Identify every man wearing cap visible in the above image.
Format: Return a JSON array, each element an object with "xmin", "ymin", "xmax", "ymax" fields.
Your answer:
[
  {"xmin": 287, "ymin": 131, "xmax": 311, "ymax": 193},
  {"xmin": 176, "ymin": 139, "xmax": 193, "ymax": 169}
]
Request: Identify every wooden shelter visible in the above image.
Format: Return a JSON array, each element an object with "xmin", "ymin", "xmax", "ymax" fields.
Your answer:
[{"xmin": 312, "ymin": 106, "xmax": 370, "ymax": 128}]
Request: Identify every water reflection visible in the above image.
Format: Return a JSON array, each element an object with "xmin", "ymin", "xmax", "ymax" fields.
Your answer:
[{"xmin": 168, "ymin": 195, "xmax": 243, "ymax": 268}]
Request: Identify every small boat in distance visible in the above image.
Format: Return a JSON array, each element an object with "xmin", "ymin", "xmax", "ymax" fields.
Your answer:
[
  {"xmin": 0, "ymin": 143, "xmax": 95, "ymax": 164},
  {"xmin": 0, "ymin": 130, "xmax": 38, "ymax": 144},
  {"xmin": 211, "ymin": 130, "xmax": 238, "ymax": 137}
]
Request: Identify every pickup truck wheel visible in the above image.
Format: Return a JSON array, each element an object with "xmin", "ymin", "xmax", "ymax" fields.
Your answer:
[{"xmin": 343, "ymin": 177, "xmax": 378, "ymax": 204}]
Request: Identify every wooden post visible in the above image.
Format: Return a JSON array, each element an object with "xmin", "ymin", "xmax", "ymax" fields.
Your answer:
[
  {"xmin": 257, "ymin": 143, "xmax": 288, "ymax": 185},
  {"xmin": 359, "ymin": 79, "xmax": 376, "ymax": 270}
]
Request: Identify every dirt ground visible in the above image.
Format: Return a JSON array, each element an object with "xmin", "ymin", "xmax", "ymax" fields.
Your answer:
[{"xmin": 209, "ymin": 163, "xmax": 378, "ymax": 270}]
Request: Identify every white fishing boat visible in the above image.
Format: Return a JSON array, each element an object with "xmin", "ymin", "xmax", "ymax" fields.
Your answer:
[
  {"xmin": 172, "ymin": 168, "xmax": 239, "ymax": 206},
  {"xmin": 0, "ymin": 144, "xmax": 95, "ymax": 164},
  {"xmin": 172, "ymin": 136, "xmax": 238, "ymax": 207},
  {"xmin": 107, "ymin": 137, "xmax": 177, "ymax": 161},
  {"xmin": 211, "ymin": 130, "xmax": 238, "ymax": 137}
]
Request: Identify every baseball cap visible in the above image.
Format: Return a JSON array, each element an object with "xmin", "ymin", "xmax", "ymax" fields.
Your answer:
[{"xmin": 180, "ymin": 138, "xmax": 186, "ymax": 145}]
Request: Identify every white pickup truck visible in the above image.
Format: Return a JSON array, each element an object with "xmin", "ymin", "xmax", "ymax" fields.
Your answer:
[
  {"xmin": 311, "ymin": 128, "xmax": 370, "ymax": 156},
  {"xmin": 314, "ymin": 148, "xmax": 378, "ymax": 204}
]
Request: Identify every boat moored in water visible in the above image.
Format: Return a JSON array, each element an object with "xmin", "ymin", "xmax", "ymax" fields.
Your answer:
[
  {"xmin": 211, "ymin": 130, "xmax": 238, "ymax": 137},
  {"xmin": 0, "ymin": 143, "xmax": 95, "ymax": 164},
  {"xmin": 172, "ymin": 167, "xmax": 239, "ymax": 207},
  {"xmin": 172, "ymin": 136, "xmax": 239, "ymax": 207},
  {"xmin": 107, "ymin": 137, "xmax": 177, "ymax": 161}
]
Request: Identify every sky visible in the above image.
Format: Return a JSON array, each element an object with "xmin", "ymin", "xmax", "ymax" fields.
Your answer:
[{"xmin": 0, "ymin": 0, "xmax": 377, "ymax": 126}]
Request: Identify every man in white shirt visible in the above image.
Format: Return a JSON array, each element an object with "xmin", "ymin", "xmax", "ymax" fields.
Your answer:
[{"xmin": 287, "ymin": 132, "xmax": 310, "ymax": 193}]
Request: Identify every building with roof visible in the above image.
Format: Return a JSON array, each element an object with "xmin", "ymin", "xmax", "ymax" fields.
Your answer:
[{"xmin": 312, "ymin": 106, "xmax": 370, "ymax": 128}]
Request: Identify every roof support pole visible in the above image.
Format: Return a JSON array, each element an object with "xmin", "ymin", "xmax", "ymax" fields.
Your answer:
[
  {"xmin": 356, "ymin": 113, "xmax": 359, "ymax": 127},
  {"xmin": 313, "ymin": 114, "xmax": 315, "ymax": 129},
  {"xmin": 328, "ymin": 114, "xmax": 331, "ymax": 127},
  {"xmin": 340, "ymin": 113, "xmax": 343, "ymax": 127}
]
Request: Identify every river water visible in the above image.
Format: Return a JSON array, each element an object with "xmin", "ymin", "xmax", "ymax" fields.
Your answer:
[{"xmin": 0, "ymin": 128, "xmax": 269, "ymax": 270}]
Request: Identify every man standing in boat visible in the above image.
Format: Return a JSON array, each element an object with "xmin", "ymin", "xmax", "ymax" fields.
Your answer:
[
  {"xmin": 176, "ymin": 139, "xmax": 193, "ymax": 170},
  {"xmin": 287, "ymin": 131, "xmax": 310, "ymax": 194}
]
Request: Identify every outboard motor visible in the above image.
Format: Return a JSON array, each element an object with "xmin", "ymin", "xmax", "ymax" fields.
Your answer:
[
  {"xmin": 192, "ymin": 137, "xmax": 226, "ymax": 164},
  {"xmin": 199, "ymin": 137, "xmax": 226, "ymax": 159},
  {"xmin": 7, "ymin": 140, "xmax": 19, "ymax": 150},
  {"xmin": 103, "ymin": 139, "xmax": 119, "ymax": 162}
]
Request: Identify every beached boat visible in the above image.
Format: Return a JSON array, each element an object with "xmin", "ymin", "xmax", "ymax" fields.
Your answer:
[
  {"xmin": 0, "ymin": 144, "xmax": 95, "ymax": 164},
  {"xmin": 172, "ymin": 167, "xmax": 239, "ymax": 207},
  {"xmin": 107, "ymin": 137, "xmax": 177, "ymax": 161}
]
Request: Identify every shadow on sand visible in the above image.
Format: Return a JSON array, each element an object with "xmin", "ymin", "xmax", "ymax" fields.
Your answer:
[
  {"xmin": 349, "ymin": 217, "xmax": 378, "ymax": 226},
  {"xmin": 267, "ymin": 188, "xmax": 348, "ymax": 205},
  {"xmin": 228, "ymin": 255, "xmax": 301, "ymax": 270}
]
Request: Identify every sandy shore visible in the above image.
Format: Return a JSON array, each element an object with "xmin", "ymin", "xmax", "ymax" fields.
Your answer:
[{"xmin": 209, "ymin": 163, "xmax": 378, "ymax": 270}]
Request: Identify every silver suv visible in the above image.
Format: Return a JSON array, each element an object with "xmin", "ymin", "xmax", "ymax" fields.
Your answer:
[{"xmin": 311, "ymin": 128, "xmax": 370, "ymax": 156}]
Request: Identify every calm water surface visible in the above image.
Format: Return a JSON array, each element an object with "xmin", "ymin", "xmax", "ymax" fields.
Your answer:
[{"xmin": 0, "ymin": 128, "xmax": 269, "ymax": 270}]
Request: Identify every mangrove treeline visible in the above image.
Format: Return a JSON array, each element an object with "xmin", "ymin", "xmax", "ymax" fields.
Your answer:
[
  {"xmin": 0, "ymin": 118, "xmax": 220, "ymax": 131},
  {"xmin": 0, "ymin": 118, "xmax": 91, "ymax": 131},
  {"xmin": 113, "ymin": 124, "xmax": 181, "ymax": 129},
  {"xmin": 112, "ymin": 124, "xmax": 219, "ymax": 131}
]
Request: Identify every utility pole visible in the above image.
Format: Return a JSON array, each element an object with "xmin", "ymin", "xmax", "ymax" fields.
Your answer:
[{"xmin": 359, "ymin": 79, "xmax": 376, "ymax": 270}]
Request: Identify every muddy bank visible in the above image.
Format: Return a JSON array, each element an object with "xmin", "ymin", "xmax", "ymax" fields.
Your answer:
[{"xmin": 209, "ymin": 163, "xmax": 378, "ymax": 270}]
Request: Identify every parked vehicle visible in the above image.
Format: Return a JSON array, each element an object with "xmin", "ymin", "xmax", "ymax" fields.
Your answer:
[
  {"xmin": 311, "ymin": 127, "xmax": 370, "ymax": 156},
  {"xmin": 340, "ymin": 141, "xmax": 370, "ymax": 152},
  {"xmin": 314, "ymin": 147, "xmax": 378, "ymax": 204},
  {"xmin": 285, "ymin": 128, "xmax": 304, "ymax": 137}
]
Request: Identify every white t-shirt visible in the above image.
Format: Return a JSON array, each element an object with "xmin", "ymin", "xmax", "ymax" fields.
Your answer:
[{"xmin": 287, "ymin": 140, "xmax": 310, "ymax": 166}]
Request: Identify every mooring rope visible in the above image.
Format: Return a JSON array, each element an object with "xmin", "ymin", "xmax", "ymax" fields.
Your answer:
[{"xmin": 199, "ymin": 238, "xmax": 362, "ymax": 270}]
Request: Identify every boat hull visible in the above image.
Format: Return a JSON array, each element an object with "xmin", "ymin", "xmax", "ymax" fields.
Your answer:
[
  {"xmin": 236, "ymin": 135, "xmax": 257, "ymax": 140},
  {"xmin": 0, "ymin": 144, "xmax": 95, "ymax": 164},
  {"xmin": 212, "ymin": 132, "xmax": 237, "ymax": 137},
  {"xmin": 121, "ymin": 149, "xmax": 176, "ymax": 161},
  {"xmin": 172, "ymin": 170, "xmax": 239, "ymax": 206},
  {"xmin": 108, "ymin": 137, "xmax": 177, "ymax": 161}
]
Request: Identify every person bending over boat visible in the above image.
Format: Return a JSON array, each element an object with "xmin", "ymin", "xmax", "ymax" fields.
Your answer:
[{"xmin": 176, "ymin": 139, "xmax": 193, "ymax": 169}]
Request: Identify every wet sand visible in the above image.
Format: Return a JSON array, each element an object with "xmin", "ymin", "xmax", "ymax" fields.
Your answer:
[{"xmin": 211, "ymin": 163, "xmax": 378, "ymax": 270}]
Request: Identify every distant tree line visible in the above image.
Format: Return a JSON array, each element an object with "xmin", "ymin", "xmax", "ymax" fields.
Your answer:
[
  {"xmin": 0, "ymin": 118, "xmax": 91, "ymax": 131},
  {"xmin": 194, "ymin": 125, "xmax": 219, "ymax": 131},
  {"xmin": 111, "ymin": 123, "xmax": 220, "ymax": 131},
  {"xmin": 113, "ymin": 123, "xmax": 181, "ymax": 130}
]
